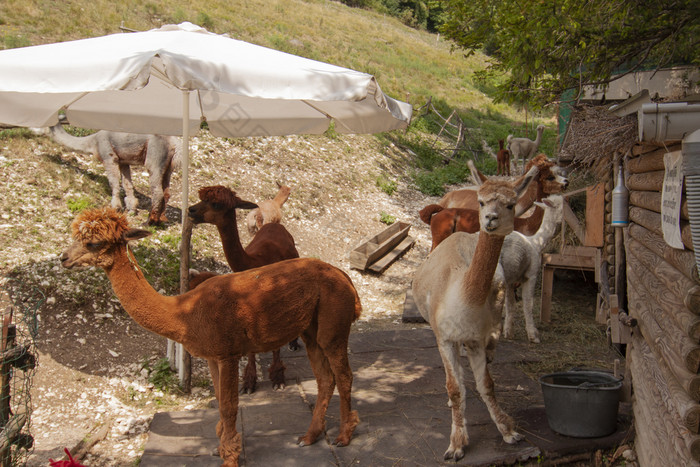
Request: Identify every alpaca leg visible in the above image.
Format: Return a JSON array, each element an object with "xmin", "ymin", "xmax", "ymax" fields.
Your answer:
[
  {"xmin": 216, "ymin": 358, "xmax": 242, "ymax": 467},
  {"xmin": 146, "ymin": 169, "xmax": 166, "ymax": 225},
  {"xmin": 241, "ymin": 352, "xmax": 257, "ymax": 394},
  {"xmin": 118, "ymin": 164, "xmax": 138, "ymax": 213},
  {"xmin": 298, "ymin": 334, "xmax": 335, "ymax": 447},
  {"xmin": 502, "ymin": 286, "xmax": 517, "ymax": 339},
  {"xmin": 207, "ymin": 359, "xmax": 224, "ymax": 438},
  {"xmin": 463, "ymin": 342, "xmax": 522, "ymax": 444},
  {"xmin": 324, "ymin": 345, "xmax": 359, "ymax": 447},
  {"xmin": 521, "ymin": 278, "xmax": 540, "ymax": 343},
  {"xmin": 101, "ymin": 157, "xmax": 124, "ymax": 210},
  {"xmin": 268, "ymin": 349, "xmax": 287, "ymax": 390},
  {"xmin": 436, "ymin": 340, "xmax": 469, "ymax": 461}
]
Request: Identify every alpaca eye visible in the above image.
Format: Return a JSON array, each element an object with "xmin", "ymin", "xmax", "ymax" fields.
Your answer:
[
  {"xmin": 478, "ymin": 201, "xmax": 484, "ymax": 207},
  {"xmin": 507, "ymin": 204, "xmax": 515, "ymax": 210},
  {"xmin": 547, "ymin": 176, "xmax": 555, "ymax": 181},
  {"xmin": 211, "ymin": 202, "xmax": 222, "ymax": 210},
  {"xmin": 86, "ymin": 241, "xmax": 102, "ymax": 249}
]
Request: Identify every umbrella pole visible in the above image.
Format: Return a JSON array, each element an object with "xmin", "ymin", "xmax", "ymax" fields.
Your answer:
[{"xmin": 174, "ymin": 90, "xmax": 192, "ymax": 392}]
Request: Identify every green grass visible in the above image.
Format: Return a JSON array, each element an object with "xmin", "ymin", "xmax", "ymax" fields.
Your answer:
[{"xmin": 0, "ymin": 0, "xmax": 558, "ymax": 195}]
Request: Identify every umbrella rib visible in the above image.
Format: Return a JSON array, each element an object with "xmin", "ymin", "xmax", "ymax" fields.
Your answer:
[{"xmin": 301, "ymin": 100, "xmax": 352, "ymax": 133}]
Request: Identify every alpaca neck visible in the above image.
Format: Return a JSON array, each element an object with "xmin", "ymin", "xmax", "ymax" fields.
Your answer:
[
  {"xmin": 104, "ymin": 246, "xmax": 185, "ymax": 342},
  {"xmin": 215, "ymin": 214, "xmax": 251, "ymax": 271},
  {"xmin": 534, "ymin": 128, "xmax": 543, "ymax": 145},
  {"xmin": 530, "ymin": 211, "xmax": 559, "ymax": 253},
  {"xmin": 464, "ymin": 232, "xmax": 505, "ymax": 305},
  {"xmin": 49, "ymin": 125, "xmax": 97, "ymax": 154},
  {"xmin": 516, "ymin": 183, "xmax": 539, "ymax": 213},
  {"xmin": 272, "ymin": 189, "xmax": 290, "ymax": 207}
]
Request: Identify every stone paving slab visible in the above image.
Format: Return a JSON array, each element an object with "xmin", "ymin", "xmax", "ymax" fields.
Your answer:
[{"xmin": 141, "ymin": 328, "xmax": 631, "ymax": 466}]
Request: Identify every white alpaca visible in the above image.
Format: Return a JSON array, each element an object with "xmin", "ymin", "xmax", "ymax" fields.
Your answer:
[
  {"xmin": 412, "ymin": 160, "xmax": 538, "ymax": 461},
  {"xmin": 507, "ymin": 124, "xmax": 545, "ymax": 172},
  {"xmin": 500, "ymin": 195, "xmax": 564, "ymax": 343}
]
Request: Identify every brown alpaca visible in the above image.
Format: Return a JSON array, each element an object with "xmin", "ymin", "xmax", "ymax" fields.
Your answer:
[
  {"xmin": 60, "ymin": 207, "xmax": 361, "ymax": 467},
  {"xmin": 412, "ymin": 161, "xmax": 538, "ymax": 461},
  {"xmin": 496, "ymin": 139, "xmax": 511, "ymax": 176},
  {"xmin": 434, "ymin": 154, "xmax": 569, "ymax": 216},
  {"xmin": 188, "ymin": 185, "xmax": 300, "ymax": 393},
  {"xmin": 419, "ymin": 203, "xmax": 545, "ymax": 251},
  {"xmin": 246, "ymin": 182, "xmax": 292, "ymax": 236}
]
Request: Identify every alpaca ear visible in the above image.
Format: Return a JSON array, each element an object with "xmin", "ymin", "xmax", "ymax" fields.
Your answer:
[
  {"xmin": 125, "ymin": 228, "xmax": 151, "ymax": 242},
  {"xmin": 467, "ymin": 160, "xmax": 488, "ymax": 186},
  {"xmin": 514, "ymin": 166, "xmax": 539, "ymax": 197},
  {"xmin": 237, "ymin": 200, "xmax": 258, "ymax": 210}
]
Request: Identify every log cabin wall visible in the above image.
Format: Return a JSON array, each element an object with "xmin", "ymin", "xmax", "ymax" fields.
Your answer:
[{"xmin": 625, "ymin": 141, "xmax": 700, "ymax": 466}]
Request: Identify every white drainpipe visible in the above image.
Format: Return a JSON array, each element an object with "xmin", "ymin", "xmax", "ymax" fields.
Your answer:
[{"xmin": 682, "ymin": 129, "xmax": 700, "ymax": 277}]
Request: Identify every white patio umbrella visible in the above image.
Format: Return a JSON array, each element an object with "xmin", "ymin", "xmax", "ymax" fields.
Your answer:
[{"xmin": 0, "ymin": 22, "xmax": 412, "ymax": 385}]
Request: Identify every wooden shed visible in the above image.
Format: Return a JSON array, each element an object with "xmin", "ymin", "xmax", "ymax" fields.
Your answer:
[{"xmin": 559, "ymin": 82, "xmax": 700, "ymax": 465}]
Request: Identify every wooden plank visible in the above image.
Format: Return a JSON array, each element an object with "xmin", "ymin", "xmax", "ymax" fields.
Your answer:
[
  {"xmin": 349, "ymin": 222, "xmax": 411, "ymax": 270},
  {"xmin": 368, "ymin": 236, "xmax": 414, "ymax": 273},
  {"xmin": 562, "ymin": 200, "xmax": 585, "ymax": 244},
  {"xmin": 585, "ymin": 183, "xmax": 605, "ymax": 247},
  {"xmin": 402, "ymin": 287, "xmax": 426, "ymax": 323},
  {"xmin": 542, "ymin": 252, "xmax": 596, "ymax": 270}
]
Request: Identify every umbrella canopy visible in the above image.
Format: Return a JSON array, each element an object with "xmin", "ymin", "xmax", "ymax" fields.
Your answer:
[{"xmin": 0, "ymin": 22, "xmax": 412, "ymax": 136}]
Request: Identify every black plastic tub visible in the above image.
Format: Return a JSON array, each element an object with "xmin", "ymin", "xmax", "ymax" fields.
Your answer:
[{"xmin": 539, "ymin": 370, "xmax": 622, "ymax": 438}]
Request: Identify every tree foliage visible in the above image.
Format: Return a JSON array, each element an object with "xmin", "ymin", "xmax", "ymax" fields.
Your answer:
[{"xmin": 438, "ymin": 0, "xmax": 700, "ymax": 108}]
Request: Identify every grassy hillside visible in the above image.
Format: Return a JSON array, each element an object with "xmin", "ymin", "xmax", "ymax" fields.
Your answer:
[{"xmin": 0, "ymin": 0, "xmax": 558, "ymax": 191}]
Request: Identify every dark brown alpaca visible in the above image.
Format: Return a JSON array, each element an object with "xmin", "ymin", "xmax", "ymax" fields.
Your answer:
[
  {"xmin": 61, "ymin": 207, "xmax": 361, "ymax": 467},
  {"xmin": 496, "ymin": 139, "xmax": 511, "ymax": 176},
  {"xmin": 188, "ymin": 185, "xmax": 300, "ymax": 393}
]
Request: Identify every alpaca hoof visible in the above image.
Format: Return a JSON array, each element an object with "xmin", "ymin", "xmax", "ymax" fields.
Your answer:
[
  {"xmin": 210, "ymin": 447, "xmax": 219, "ymax": 456},
  {"xmin": 272, "ymin": 382, "xmax": 286, "ymax": 391},
  {"xmin": 529, "ymin": 336, "xmax": 541, "ymax": 344},
  {"xmin": 444, "ymin": 446, "xmax": 466, "ymax": 461},
  {"xmin": 240, "ymin": 384, "xmax": 256, "ymax": 395},
  {"xmin": 503, "ymin": 431, "xmax": 523, "ymax": 444},
  {"xmin": 288, "ymin": 338, "xmax": 302, "ymax": 351}
]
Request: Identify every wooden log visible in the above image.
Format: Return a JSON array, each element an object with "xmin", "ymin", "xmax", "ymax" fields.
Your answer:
[
  {"xmin": 630, "ymin": 190, "xmax": 690, "ymax": 220},
  {"xmin": 631, "ymin": 142, "xmax": 665, "ymax": 157},
  {"xmin": 637, "ymin": 334, "xmax": 700, "ymax": 433},
  {"xmin": 626, "ymin": 236, "xmax": 700, "ymax": 341},
  {"xmin": 629, "ymin": 285, "xmax": 700, "ymax": 402},
  {"xmin": 627, "ymin": 146, "xmax": 681, "ymax": 174},
  {"xmin": 629, "ymin": 223, "xmax": 700, "ymax": 284},
  {"xmin": 627, "ymin": 252, "xmax": 700, "ymax": 373},
  {"xmin": 627, "ymin": 267, "xmax": 700, "ymax": 396},
  {"xmin": 631, "ymin": 338, "xmax": 700, "ymax": 463},
  {"xmin": 628, "ymin": 237, "xmax": 700, "ymax": 316},
  {"xmin": 628, "ymin": 170, "xmax": 664, "ymax": 192},
  {"xmin": 630, "ymin": 207, "xmax": 695, "ymax": 251},
  {"xmin": 631, "ymin": 342, "xmax": 689, "ymax": 467}
]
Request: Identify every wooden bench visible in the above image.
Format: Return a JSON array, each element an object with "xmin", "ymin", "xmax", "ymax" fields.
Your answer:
[{"xmin": 540, "ymin": 246, "xmax": 600, "ymax": 323}]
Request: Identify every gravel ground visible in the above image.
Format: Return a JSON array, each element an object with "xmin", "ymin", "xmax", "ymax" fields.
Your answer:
[{"xmin": 1, "ymin": 129, "xmax": 441, "ymax": 465}]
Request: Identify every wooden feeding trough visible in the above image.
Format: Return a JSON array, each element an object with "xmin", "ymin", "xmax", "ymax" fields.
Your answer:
[{"xmin": 349, "ymin": 221, "xmax": 414, "ymax": 273}]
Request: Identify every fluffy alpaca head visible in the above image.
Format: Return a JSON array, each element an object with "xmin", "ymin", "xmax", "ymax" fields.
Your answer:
[
  {"xmin": 62, "ymin": 207, "xmax": 150, "ymax": 269},
  {"xmin": 71, "ymin": 207, "xmax": 130, "ymax": 245},
  {"xmin": 526, "ymin": 154, "xmax": 569, "ymax": 194},
  {"xmin": 197, "ymin": 185, "xmax": 239, "ymax": 210},
  {"xmin": 470, "ymin": 160, "xmax": 538, "ymax": 235},
  {"xmin": 189, "ymin": 185, "xmax": 258, "ymax": 225}
]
